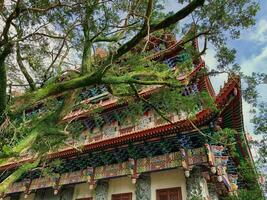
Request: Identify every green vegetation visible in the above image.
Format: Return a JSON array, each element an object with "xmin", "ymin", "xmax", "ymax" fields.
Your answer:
[{"xmin": 0, "ymin": 0, "xmax": 265, "ymax": 196}]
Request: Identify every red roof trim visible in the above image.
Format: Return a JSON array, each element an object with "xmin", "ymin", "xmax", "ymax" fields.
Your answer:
[{"xmin": 215, "ymin": 76, "xmax": 240, "ymax": 108}]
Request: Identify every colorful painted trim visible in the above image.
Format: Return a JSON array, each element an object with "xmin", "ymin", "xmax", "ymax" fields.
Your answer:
[{"xmin": 5, "ymin": 145, "xmax": 237, "ymax": 195}]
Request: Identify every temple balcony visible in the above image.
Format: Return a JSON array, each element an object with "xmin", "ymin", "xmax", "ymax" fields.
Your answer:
[{"xmin": 63, "ymin": 110, "xmax": 193, "ymax": 148}]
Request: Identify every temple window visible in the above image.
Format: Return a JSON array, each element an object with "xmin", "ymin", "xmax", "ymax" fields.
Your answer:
[
  {"xmin": 182, "ymin": 83, "xmax": 199, "ymax": 96},
  {"xmin": 111, "ymin": 193, "xmax": 132, "ymax": 200},
  {"xmin": 80, "ymin": 85, "xmax": 109, "ymax": 103},
  {"xmin": 88, "ymin": 127, "xmax": 103, "ymax": 142},
  {"xmin": 136, "ymin": 111, "xmax": 154, "ymax": 130},
  {"xmin": 102, "ymin": 123, "xmax": 118, "ymax": 139},
  {"xmin": 156, "ymin": 187, "xmax": 182, "ymax": 200}
]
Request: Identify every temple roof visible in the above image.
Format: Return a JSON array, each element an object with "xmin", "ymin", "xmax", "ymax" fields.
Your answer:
[{"xmin": 0, "ymin": 75, "xmax": 245, "ymax": 171}]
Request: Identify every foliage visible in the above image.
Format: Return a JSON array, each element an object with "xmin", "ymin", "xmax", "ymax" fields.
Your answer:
[
  {"xmin": 251, "ymin": 102, "xmax": 267, "ymax": 164},
  {"xmin": 211, "ymin": 128, "xmax": 265, "ymax": 199},
  {"xmin": 191, "ymin": 196, "xmax": 204, "ymax": 200},
  {"xmin": 42, "ymin": 159, "xmax": 63, "ymax": 178},
  {"xmin": 210, "ymin": 128, "xmax": 238, "ymax": 156},
  {"xmin": 223, "ymin": 189, "xmax": 264, "ymax": 200}
]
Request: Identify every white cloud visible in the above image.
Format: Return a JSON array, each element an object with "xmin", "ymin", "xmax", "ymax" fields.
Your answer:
[
  {"xmin": 203, "ymin": 46, "xmax": 217, "ymax": 70},
  {"xmin": 204, "ymin": 47, "xmax": 228, "ymax": 94},
  {"xmin": 245, "ymin": 18, "xmax": 267, "ymax": 43},
  {"xmin": 240, "ymin": 46, "xmax": 267, "ymax": 75}
]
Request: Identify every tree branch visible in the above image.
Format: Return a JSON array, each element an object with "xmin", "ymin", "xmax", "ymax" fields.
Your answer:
[
  {"xmin": 14, "ymin": 23, "xmax": 36, "ymax": 90},
  {"xmin": 0, "ymin": 44, "xmax": 12, "ymax": 121},
  {"xmin": 11, "ymin": 71, "xmax": 102, "ymax": 113},
  {"xmin": 0, "ymin": 158, "xmax": 40, "ymax": 192},
  {"xmin": 109, "ymin": 0, "xmax": 205, "ymax": 62},
  {"xmin": 102, "ymin": 75, "xmax": 182, "ymax": 88},
  {"xmin": 93, "ymin": 36, "xmax": 122, "ymax": 43},
  {"xmin": 0, "ymin": 0, "xmax": 21, "ymax": 45},
  {"xmin": 22, "ymin": 1, "xmax": 62, "ymax": 13},
  {"xmin": 151, "ymin": 0, "xmax": 205, "ymax": 30},
  {"xmin": 81, "ymin": 0, "xmax": 99, "ymax": 74},
  {"xmin": 43, "ymin": 39, "xmax": 66, "ymax": 82},
  {"xmin": 16, "ymin": 41, "xmax": 36, "ymax": 90},
  {"xmin": 10, "ymin": 0, "xmax": 205, "ymax": 114},
  {"xmin": 145, "ymin": 29, "xmax": 210, "ymax": 61}
]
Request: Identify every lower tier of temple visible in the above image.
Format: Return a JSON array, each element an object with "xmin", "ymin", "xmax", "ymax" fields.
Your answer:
[
  {"xmin": 5, "ymin": 168, "xmax": 222, "ymax": 200},
  {"xmin": 2, "ymin": 145, "xmax": 239, "ymax": 200}
]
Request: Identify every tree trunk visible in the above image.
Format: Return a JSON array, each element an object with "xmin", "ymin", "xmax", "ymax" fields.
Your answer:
[
  {"xmin": 0, "ymin": 59, "xmax": 7, "ymax": 121},
  {"xmin": 16, "ymin": 42, "xmax": 36, "ymax": 90},
  {"xmin": 0, "ymin": 45, "xmax": 11, "ymax": 122},
  {"xmin": 81, "ymin": 39, "xmax": 92, "ymax": 74}
]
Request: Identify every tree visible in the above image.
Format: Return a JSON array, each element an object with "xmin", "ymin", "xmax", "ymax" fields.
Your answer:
[{"xmin": 0, "ymin": 0, "xmax": 264, "ymax": 194}]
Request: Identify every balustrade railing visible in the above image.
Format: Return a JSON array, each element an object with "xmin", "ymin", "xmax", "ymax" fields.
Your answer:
[
  {"xmin": 119, "ymin": 126, "xmax": 135, "ymax": 135},
  {"xmin": 64, "ymin": 109, "xmax": 202, "ymax": 147}
]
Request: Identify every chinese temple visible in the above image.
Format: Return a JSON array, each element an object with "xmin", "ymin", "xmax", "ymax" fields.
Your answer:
[{"xmin": 0, "ymin": 30, "xmax": 255, "ymax": 200}]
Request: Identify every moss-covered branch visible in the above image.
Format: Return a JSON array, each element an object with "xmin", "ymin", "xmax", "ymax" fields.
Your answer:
[
  {"xmin": 102, "ymin": 75, "xmax": 182, "ymax": 88},
  {"xmin": 151, "ymin": 0, "xmax": 205, "ymax": 31},
  {"xmin": 11, "ymin": 71, "xmax": 101, "ymax": 113},
  {"xmin": 0, "ymin": 158, "xmax": 40, "ymax": 192},
  {"xmin": 0, "ymin": 130, "xmax": 38, "ymax": 165},
  {"xmin": 10, "ymin": 0, "xmax": 205, "ymax": 114}
]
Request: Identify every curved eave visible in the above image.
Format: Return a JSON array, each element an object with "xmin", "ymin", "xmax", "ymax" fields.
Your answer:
[{"xmin": 217, "ymin": 76, "xmax": 254, "ymax": 162}]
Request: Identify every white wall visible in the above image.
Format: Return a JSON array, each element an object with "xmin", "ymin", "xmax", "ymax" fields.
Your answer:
[
  {"xmin": 108, "ymin": 177, "xmax": 136, "ymax": 200},
  {"xmin": 72, "ymin": 183, "xmax": 93, "ymax": 200},
  {"xmin": 151, "ymin": 169, "xmax": 187, "ymax": 200},
  {"xmin": 7, "ymin": 169, "xmax": 187, "ymax": 200}
]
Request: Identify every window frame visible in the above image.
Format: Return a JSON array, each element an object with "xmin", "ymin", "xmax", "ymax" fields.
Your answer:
[
  {"xmin": 156, "ymin": 187, "xmax": 182, "ymax": 200},
  {"xmin": 111, "ymin": 192, "xmax": 133, "ymax": 200}
]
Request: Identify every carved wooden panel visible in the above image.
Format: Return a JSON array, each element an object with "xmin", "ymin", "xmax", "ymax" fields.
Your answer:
[
  {"xmin": 156, "ymin": 187, "xmax": 182, "ymax": 200},
  {"xmin": 112, "ymin": 193, "xmax": 132, "ymax": 200}
]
